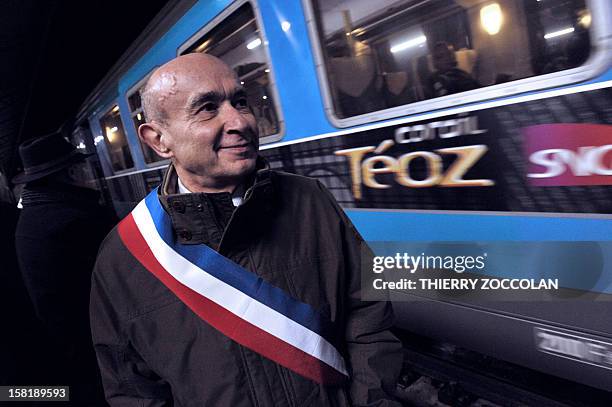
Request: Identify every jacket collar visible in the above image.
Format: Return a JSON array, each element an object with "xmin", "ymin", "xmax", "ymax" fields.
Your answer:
[{"xmin": 157, "ymin": 156, "xmax": 275, "ymax": 245}]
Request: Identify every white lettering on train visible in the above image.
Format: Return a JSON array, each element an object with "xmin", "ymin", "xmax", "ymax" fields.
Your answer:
[{"xmin": 528, "ymin": 145, "xmax": 612, "ymax": 178}]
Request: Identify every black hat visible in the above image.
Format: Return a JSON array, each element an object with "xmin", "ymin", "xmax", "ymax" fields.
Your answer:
[{"xmin": 12, "ymin": 132, "xmax": 92, "ymax": 184}]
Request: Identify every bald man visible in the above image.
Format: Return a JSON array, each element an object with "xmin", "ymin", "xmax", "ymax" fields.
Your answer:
[{"xmin": 90, "ymin": 54, "xmax": 402, "ymax": 407}]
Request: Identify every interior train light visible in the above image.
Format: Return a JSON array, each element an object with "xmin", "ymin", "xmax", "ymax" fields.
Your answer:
[
  {"xmin": 544, "ymin": 27, "xmax": 575, "ymax": 40},
  {"xmin": 579, "ymin": 12, "xmax": 592, "ymax": 29},
  {"xmin": 77, "ymin": 142, "xmax": 86, "ymax": 149},
  {"xmin": 480, "ymin": 3, "xmax": 503, "ymax": 35},
  {"xmin": 137, "ymin": 113, "xmax": 142, "ymax": 121},
  {"xmin": 281, "ymin": 21, "xmax": 291, "ymax": 32},
  {"xmin": 246, "ymin": 38, "xmax": 262, "ymax": 50},
  {"xmin": 262, "ymin": 95, "xmax": 268, "ymax": 100},
  {"xmin": 105, "ymin": 126, "xmax": 118, "ymax": 143},
  {"xmin": 94, "ymin": 136, "xmax": 104, "ymax": 145},
  {"xmin": 390, "ymin": 35, "xmax": 427, "ymax": 53},
  {"xmin": 112, "ymin": 105, "xmax": 119, "ymax": 113}
]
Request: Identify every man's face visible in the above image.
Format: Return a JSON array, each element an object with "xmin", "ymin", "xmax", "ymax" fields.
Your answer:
[
  {"xmin": 433, "ymin": 45, "xmax": 456, "ymax": 72},
  {"xmin": 158, "ymin": 60, "xmax": 259, "ymax": 188}
]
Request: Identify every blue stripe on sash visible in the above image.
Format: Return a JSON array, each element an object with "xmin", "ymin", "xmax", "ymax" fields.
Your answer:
[{"xmin": 144, "ymin": 190, "xmax": 339, "ymax": 348}]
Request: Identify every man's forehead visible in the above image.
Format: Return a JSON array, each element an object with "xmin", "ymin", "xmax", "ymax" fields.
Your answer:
[
  {"xmin": 182, "ymin": 69, "xmax": 242, "ymax": 106},
  {"xmin": 149, "ymin": 55, "xmax": 239, "ymax": 108}
]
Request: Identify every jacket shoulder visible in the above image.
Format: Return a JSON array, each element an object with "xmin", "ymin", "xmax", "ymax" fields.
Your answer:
[
  {"xmin": 269, "ymin": 170, "xmax": 328, "ymax": 198},
  {"xmin": 93, "ymin": 220, "xmax": 178, "ymax": 321},
  {"xmin": 271, "ymin": 170, "xmax": 319, "ymax": 186}
]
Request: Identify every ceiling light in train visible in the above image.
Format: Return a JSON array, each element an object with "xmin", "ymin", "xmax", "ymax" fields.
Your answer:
[
  {"xmin": 105, "ymin": 126, "xmax": 118, "ymax": 143},
  {"xmin": 94, "ymin": 136, "xmax": 104, "ymax": 146},
  {"xmin": 247, "ymin": 38, "xmax": 262, "ymax": 50},
  {"xmin": 137, "ymin": 113, "xmax": 142, "ymax": 121},
  {"xmin": 77, "ymin": 142, "xmax": 86, "ymax": 149},
  {"xmin": 578, "ymin": 11, "xmax": 591, "ymax": 29},
  {"xmin": 544, "ymin": 27, "xmax": 574, "ymax": 40},
  {"xmin": 480, "ymin": 3, "xmax": 503, "ymax": 35},
  {"xmin": 281, "ymin": 21, "xmax": 291, "ymax": 32},
  {"xmin": 262, "ymin": 95, "xmax": 268, "ymax": 100},
  {"xmin": 390, "ymin": 35, "xmax": 427, "ymax": 53},
  {"xmin": 112, "ymin": 105, "xmax": 119, "ymax": 113}
]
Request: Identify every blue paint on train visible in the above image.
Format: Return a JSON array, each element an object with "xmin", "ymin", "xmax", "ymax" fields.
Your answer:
[
  {"xmin": 347, "ymin": 211, "xmax": 612, "ymax": 241},
  {"xmin": 257, "ymin": 1, "xmax": 336, "ymax": 140}
]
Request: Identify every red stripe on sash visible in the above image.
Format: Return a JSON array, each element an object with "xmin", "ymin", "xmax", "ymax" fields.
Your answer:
[{"xmin": 118, "ymin": 214, "xmax": 346, "ymax": 385}]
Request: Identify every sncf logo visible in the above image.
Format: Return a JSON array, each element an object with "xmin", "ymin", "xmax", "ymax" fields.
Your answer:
[{"xmin": 524, "ymin": 124, "xmax": 612, "ymax": 186}]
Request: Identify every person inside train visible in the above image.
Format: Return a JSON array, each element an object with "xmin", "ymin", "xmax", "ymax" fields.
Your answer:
[
  {"xmin": 13, "ymin": 132, "xmax": 116, "ymax": 406},
  {"xmin": 427, "ymin": 41, "xmax": 480, "ymax": 98},
  {"xmin": 90, "ymin": 53, "xmax": 403, "ymax": 407}
]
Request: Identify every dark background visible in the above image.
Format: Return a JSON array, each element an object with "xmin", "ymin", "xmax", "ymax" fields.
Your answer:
[
  {"xmin": 0, "ymin": 0, "xmax": 168, "ymax": 387},
  {"xmin": 0, "ymin": 0, "xmax": 169, "ymax": 184}
]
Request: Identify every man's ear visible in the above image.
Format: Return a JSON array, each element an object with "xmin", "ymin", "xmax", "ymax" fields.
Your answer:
[{"xmin": 138, "ymin": 122, "xmax": 173, "ymax": 159}]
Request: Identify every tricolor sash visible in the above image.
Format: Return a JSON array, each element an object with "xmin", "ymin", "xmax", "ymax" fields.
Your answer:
[{"xmin": 117, "ymin": 189, "xmax": 348, "ymax": 385}]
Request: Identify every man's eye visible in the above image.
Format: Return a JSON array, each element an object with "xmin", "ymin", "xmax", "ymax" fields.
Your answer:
[
  {"xmin": 201, "ymin": 103, "xmax": 218, "ymax": 112},
  {"xmin": 234, "ymin": 98, "xmax": 249, "ymax": 109}
]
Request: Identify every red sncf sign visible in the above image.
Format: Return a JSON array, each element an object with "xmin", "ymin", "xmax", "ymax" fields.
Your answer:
[{"xmin": 524, "ymin": 123, "xmax": 612, "ymax": 186}]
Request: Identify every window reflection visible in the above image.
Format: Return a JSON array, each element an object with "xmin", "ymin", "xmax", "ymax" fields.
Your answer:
[
  {"xmin": 127, "ymin": 88, "xmax": 166, "ymax": 164},
  {"xmin": 99, "ymin": 105, "xmax": 134, "ymax": 172},
  {"xmin": 312, "ymin": 0, "xmax": 592, "ymax": 119}
]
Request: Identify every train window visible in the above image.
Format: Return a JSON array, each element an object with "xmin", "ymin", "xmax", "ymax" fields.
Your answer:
[
  {"xmin": 127, "ymin": 85, "xmax": 166, "ymax": 164},
  {"xmin": 309, "ymin": 0, "xmax": 593, "ymax": 120},
  {"xmin": 181, "ymin": 2, "xmax": 280, "ymax": 139},
  {"xmin": 98, "ymin": 105, "xmax": 134, "ymax": 172}
]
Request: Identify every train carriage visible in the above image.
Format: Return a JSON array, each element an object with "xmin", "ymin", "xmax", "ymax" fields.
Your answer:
[{"xmin": 73, "ymin": 0, "xmax": 612, "ymax": 399}]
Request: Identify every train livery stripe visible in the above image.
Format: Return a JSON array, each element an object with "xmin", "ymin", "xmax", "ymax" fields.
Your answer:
[{"xmin": 117, "ymin": 191, "xmax": 348, "ymax": 384}]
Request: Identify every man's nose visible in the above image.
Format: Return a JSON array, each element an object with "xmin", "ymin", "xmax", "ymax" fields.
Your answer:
[{"xmin": 222, "ymin": 103, "xmax": 252, "ymax": 135}]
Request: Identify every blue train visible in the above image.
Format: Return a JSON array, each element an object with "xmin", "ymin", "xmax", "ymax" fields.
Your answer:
[{"xmin": 72, "ymin": 0, "xmax": 612, "ymax": 397}]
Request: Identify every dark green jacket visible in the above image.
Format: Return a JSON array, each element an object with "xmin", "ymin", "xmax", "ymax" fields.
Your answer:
[{"xmin": 90, "ymin": 162, "xmax": 402, "ymax": 407}]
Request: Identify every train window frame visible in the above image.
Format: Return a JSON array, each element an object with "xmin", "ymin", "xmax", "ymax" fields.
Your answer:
[
  {"xmin": 177, "ymin": 0, "xmax": 285, "ymax": 145},
  {"xmin": 125, "ymin": 69, "xmax": 171, "ymax": 168},
  {"xmin": 95, "ymin": 99, "xmax": 135, "ymax": 175},
  {"xmin": 303, "ymin": 0, "xmax": 612, "ymax": 128}
]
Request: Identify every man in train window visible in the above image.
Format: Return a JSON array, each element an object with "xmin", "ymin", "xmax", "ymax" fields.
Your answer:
[{"xmin": 90, "ymin": 53, "xmax": 402, "ymax": 407}]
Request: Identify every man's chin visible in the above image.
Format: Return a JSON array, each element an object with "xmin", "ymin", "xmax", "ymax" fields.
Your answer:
[{"xmin": 226, "ymin": 155, "xmax": 258, "ymax": 176}]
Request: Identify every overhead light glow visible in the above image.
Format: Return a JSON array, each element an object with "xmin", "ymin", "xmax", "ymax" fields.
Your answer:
[
  {"xmin": 390, "ymin": 35, "xmax": 427, "ymax": 53},
  {"xmin": 544, "ymin": 27, "xmax": 575, "ymax": 40},
  {"xmin": 246, "ymin": 38, "xmax": 262, "ymax": 50},
  {"xmin": 136, "ymin": 113, "xmax": 142, "ymax": 121},
  {"xmin": 77, "ymin": 142, "xmax": 86, "ymax": 149},
  {"xmin": 240, "ymin": 81, "xmax": 245, "ymax": 85},
  {"xmin": 112, "ymin": 105, "xmax": 119, "ymax": 113},
  {"xmin": 264, "ymin": 68, "xmax": 270, "ymax": 73},
  {"xmin": 109, "ymin": 126, "xmax": 118, "ymax": 133},
  {"xmin": 281, "ymin": 21, "xmax": 291, "ymax": 32},
  {"xmin": 94, "ymin": 135, "xmax": 104, "ymax": 145},
  {"xmin": 480, "ymin": 3, "xmax": 503, "ymax": 35},
  {"xmin": 579, "ymin": 12, "xmax": 592, "ymax": 29},
  {"xmin": 262, "ymin": 95, "xmax": 268, "ymax": 100}
]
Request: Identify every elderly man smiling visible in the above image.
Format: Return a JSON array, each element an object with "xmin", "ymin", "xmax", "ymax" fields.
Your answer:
[{"xmin": 90, "ymin": 53, "xmax": 402, "ymax": 407}]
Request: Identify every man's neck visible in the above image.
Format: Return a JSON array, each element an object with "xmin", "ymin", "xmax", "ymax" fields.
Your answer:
[
  {"xmin": 175, "ymin": 169, "xmax": 240, "ymax": 194},
  {"xmin": 177, "ymin": 175, "xmax": 245, "ymax": 207}
]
